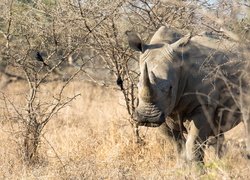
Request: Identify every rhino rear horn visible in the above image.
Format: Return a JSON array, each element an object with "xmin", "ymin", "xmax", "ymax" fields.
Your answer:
[{"xmin": 140, "ymin": 63, "xmax": 158, "ymax": 103}]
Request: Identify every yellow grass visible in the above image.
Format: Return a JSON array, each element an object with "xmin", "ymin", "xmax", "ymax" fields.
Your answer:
[{"xmin": 0, "ymin": 79, "xmax": 250, "ymax": 179}]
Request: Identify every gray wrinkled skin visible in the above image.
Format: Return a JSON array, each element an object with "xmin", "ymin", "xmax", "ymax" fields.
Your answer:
[{"xmin": 127, "ymin": 26, "xmax": 249, "ymax": 163}]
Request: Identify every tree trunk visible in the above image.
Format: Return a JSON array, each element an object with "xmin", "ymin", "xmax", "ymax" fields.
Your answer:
[{"xmin": 23, "ymin": 125, "xmax": 40, "ymax": 163}]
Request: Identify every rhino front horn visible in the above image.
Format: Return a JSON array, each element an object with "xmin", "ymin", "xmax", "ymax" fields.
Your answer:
[{"xmin": 140, "ymin": 63, "xmax": 158, "ymax": 103}]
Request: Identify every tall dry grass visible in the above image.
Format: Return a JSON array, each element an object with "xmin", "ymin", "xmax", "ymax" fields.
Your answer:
[{"xmin": 0, "ymin": 79, "xmax": 250, "ymax": 179}]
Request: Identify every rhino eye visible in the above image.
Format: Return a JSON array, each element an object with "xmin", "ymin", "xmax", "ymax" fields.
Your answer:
[
  {"xmin": 169, "ymin": 85, "xmax": 172, "ymax": 91},
  {"xmin": 169, "ymin": 85, "xmax": 172, "ymax": 95}
]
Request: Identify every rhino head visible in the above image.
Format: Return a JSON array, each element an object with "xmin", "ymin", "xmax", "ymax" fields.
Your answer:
[{"xmin": 126, "ymin": 27, "xmax": 191, "ymax": 127}]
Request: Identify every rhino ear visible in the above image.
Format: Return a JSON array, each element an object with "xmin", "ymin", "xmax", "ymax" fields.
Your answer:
[
  {"xmin": 126, "ymin": 31, "xmax": 147, "ymax": 52},
  {"xmin": 170, "ymin": 33, "xmax": 192, "ymax": 51}
]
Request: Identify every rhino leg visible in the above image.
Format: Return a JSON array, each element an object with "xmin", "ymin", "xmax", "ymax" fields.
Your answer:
[
  {"xmin": 158, "ymin": 123, "xmax": 185, "ymax": 155},
  {"xmin": 245, "ymin": 118, "xmax": 250, "ymax": 159},
  {"xmin": 185, "ymin": 106, "xmax": 214, "ymax": 163},
  {"xmin": 207, "ymin": 134, "xmax": 225, "ymax": 158}
]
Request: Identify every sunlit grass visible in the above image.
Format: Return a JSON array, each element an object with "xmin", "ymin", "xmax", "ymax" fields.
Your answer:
[{"xmin": 0, "ymin": 80, "xmax": 250, "ymax": 179}]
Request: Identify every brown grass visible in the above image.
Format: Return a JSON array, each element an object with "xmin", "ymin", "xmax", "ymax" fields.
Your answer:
[{"xmin": 0, "ymin": 79, "xmax": 250, "ymax": 179}]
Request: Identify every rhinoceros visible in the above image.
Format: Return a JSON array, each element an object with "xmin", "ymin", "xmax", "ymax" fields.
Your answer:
[{"xmin": 126, "ymin": 26, "xmax": 250, "ymax": 163}]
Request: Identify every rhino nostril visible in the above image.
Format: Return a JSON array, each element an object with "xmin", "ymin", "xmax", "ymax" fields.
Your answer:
[{"xmin": 159, "ymin": 113, "xmax": 165, "ymax": 122}]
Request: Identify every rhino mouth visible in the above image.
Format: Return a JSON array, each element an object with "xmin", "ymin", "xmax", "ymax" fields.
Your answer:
[{"xmin": 133, "ymin": 109, "xmax": 165, "ymax": 127}]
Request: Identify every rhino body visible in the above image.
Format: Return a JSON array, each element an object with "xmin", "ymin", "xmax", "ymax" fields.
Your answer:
[{"xmin": 127, "ymin": 26, "xmax": 249, "ymax": 163}]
